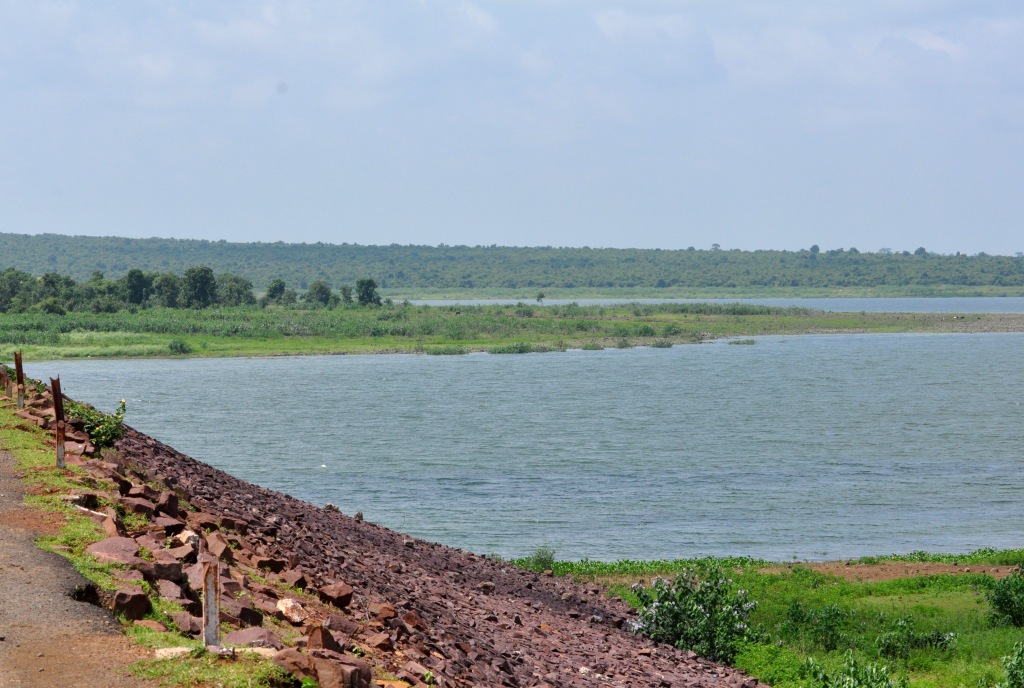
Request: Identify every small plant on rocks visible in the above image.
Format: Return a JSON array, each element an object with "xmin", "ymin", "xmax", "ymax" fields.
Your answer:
[
  {"xmin": 65, "ymin": 398, "xmax": 127, "ymax": 448},
  {"xmin": 631, "ymin": 562, "xmax": 757, "ymax": 664}
]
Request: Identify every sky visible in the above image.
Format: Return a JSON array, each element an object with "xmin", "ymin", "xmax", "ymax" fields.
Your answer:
[{"xmin": 1, "ymin": 1, "xmax": 1022, "ymax": 255}]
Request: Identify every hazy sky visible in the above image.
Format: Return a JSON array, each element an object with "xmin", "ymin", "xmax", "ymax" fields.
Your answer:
[{"xmin": 1, "ymin": 2, "xmax": 1022, "ymax": 254}]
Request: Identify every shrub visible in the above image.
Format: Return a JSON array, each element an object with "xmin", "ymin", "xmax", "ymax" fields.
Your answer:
[
  {"xmin": 996, "ymin": 642, "xmax": 1024, "ymax": 688},
  {"xmin": 805, "ymin": 653, "xmax": 908, "ymax": 688},
  {"xmin": 65, "ymin": 398, "xmax": 127, "ymax": 448},
  {"xmin": 522, "ymin": 545, "xmax": 556, "ymax": 572},
  {"xmin": 168, "ymin": 339, "xmax": 192, "ymax": 355},
  {"xmin": 783, "ymin": 601, "xmax": 851, "ymax": 652},
  {"xmin": 631, "ymin": 563, "xmax": 757, "ymax": 663},
  {"xmin": 989, "ymin": 571, "xmax": 1024, "ymax": 627},
  {"xmin": 875, "ymin": 617, "xmax": 956, "ymax": 659}
]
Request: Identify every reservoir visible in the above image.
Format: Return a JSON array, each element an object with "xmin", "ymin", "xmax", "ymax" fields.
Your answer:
[{"xmin": 25, "ymin": 332, "xmax": 1024, "ymax": 562}]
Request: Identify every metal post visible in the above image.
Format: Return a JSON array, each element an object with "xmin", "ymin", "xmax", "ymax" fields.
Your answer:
[
  {"xmin": 202, "ymin": 560, "xmax": 220, "ymax": 647},
  {"xmin": 14, "ymin": 352, "xmax": 24, "ymax": 409},
  {"xmin": 51, "ymin": 376, "xmax": 66, "ymax": 469}
]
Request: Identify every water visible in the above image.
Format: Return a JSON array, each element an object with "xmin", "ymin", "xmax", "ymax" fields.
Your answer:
[
  {"xmin": 412, "ymin": 297, "xmax": 1024, "ymax": 313},
  {"xmin": 24, "ymin": 332, "xmax": 1024, "ymax": 562}
]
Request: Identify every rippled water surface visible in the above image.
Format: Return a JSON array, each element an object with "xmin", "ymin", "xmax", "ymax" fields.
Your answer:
[{"xmin": 26, "ymin": 333, "xmax": 1024, "ymax": 561}]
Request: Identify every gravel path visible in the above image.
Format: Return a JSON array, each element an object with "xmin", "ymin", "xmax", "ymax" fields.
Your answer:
[{"xmin": 0, "ymin": 449, "xmax": 154, "ymax": 688}]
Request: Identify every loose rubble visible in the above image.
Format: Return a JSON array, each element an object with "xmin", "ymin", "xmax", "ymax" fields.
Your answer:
[{"xmin": 5, "ymin": 382, "xmax": 768, "ymax": 688}]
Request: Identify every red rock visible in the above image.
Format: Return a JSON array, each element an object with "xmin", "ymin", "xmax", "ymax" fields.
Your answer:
[
  {"xmin": 307, "ymin": 625, "xmax": 344, "ymax": 653},
  {"xmin": 186, "ymin": 512, "xmax": 221, "ymax": 532},
  {"xmin": 154, "ymin": 515, "xmax": 185, "ymax": 535},
  {"xmin": 157, "ymin": 579, "xmax": 184, "ymax": 600},
  {"xmin": 156, "ymin": 491, "xmax": 179, "ymax": 517},
  {"xmin": 171, "ymin": 612, "xmax": 202, "ymax": 636},
  {"xmin": 110, "ymin": 588, "xmax": 151, "ymax": 620},
  {"xmin": 402, "ymin": 609, "xmax": 427, "ymax": 631},
  {"xmin": 127, "ymin": 484, "xmax": 159, "ymax": 501},
  {"xmin": 318, "ymin": 581, "xmax": 353, "ymax": 608},
  {"xmin": 101, "ymin": 516, "xmax": 125, "ymax": 538},
  {"xmin": 85, "ymin": 537, "xmax": 141, "ymax": 565},
  {"xmin": 325, "ymin": 614, "xmax": 361, "ymax": 636},
  {"xmin": 167, "ymin": 544, "xmax": 196, "ymax": 563},
  {"xmin": 369, "ymin": 601, "xmax": 396, "ymax": 619},
  {"xmin": 204, "ymin": 531, "xmax": 234, "ymax": 563},
  {"xmin": 253, "ymin": 555, "xmax": 287, "ymax": 573},
  {"xmin": 223, "ymin": 626, "xmax": 283, "ymax": 650},
  {"xmin": 279, "ymin": 568, "xmax": 308, "ymax": 589},
  {"xmin": 121, "ymin": 497, "xmax": 156, "ymax": 517},
  {"xmin": 361, "ymin": 632, "xmax": 394, "ymax": 651},
  {"xmin": 312, "ymin": 652, "xmax": 373, "ymax": 688},
  {"xmin": 133, "ymin": 619, "xmax": 167, "ymax": 632},
  {"xmin": 273, "ymin": 648, "xmax": 315, "ymax": 682}
]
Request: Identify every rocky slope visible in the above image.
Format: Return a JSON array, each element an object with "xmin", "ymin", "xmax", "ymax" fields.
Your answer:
[{"xmin": 9, "ymin": 382, "xmax": 766, "ymax": 688}]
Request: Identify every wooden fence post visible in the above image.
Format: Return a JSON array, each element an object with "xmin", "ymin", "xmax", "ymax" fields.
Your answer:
[
  {"xmin": 50, "ymin": 377, "xmax": 66, "ymax": 469},
  {"xmin": 14, "ymin": 352, "xmax": 24, "ymax": 409},
  {"xmin": 202, "ymin": 559, "xmax": 220, "ymax": 647}
]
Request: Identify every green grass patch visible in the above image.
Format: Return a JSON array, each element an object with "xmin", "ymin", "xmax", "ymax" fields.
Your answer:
[
  {"xmin": 548, "ymin": 556, "xmax": 1024, "ymax": 688},
  {"xmin": 130, "ymin": 651, "xmax": 296, "ymax": 688}
]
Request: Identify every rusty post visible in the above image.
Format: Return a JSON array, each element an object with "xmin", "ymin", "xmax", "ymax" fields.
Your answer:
[
  {"xmin": 50, "ymin": 377, "xmax": 66, "ymax": 469},
  {"xmin": 201, "ymin": 559, "xmax": 220, "ymax": 647},
  {"xmin": 14, "ymin": 352, "xmax": 24, "ymax": 409}
]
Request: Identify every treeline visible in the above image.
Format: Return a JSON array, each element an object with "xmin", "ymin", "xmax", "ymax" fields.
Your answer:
[
  {"xmin": 0, "ymin": 266, "xmax": 382, "ymax": 315},
  {"xmin": 2, "ymin": 232, "xmax": 1024, "ymax": 291}
]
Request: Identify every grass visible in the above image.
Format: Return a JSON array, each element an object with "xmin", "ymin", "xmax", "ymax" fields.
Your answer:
[
  {"xmin": 2, "ymin": 302, "xmax": 1019, "ymax": 360},
  {"xmin": 533, "ymin": 552, "xmax": 1024, "ymax": 688}
]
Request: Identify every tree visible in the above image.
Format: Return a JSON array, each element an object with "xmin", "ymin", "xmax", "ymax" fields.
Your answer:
[
  {"xmin": 180, "ymin": 266, "xmax": 217, "ymax": 309},
  {"xmin": 304, "ymin": 280, "xmax": 332, "ymax": 307},
  {"xmin": 121, "ymin": 268, "xmax": 150, "ymax": 305},
  {"xmin": 914, "ymin": 247, "xmax": 928, "ymax": 256},
  {"xmin": 152, "ymin": 272, "xmax": 181, "ymax": 308},
  {"xmin": 216, "ymin": 273, "xmax": 256, "ymax": 306},
  {"xmin": 266, "ymin": 279, "xmax": 286, "ymax": 302},
  {"xmin": 340, "ymin": 286, "xmax": 353, "ymax": 304},
  {"xmin": 356, "ymin": 277, "xmax": 381, "ymax": 306}
]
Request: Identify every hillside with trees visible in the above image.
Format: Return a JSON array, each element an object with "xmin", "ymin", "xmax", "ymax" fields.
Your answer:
[{"xmin": 2, "ymin": 232, "xmax": 1023, "ymax": 294}]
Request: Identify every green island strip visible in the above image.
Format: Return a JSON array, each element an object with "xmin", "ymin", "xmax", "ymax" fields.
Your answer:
[{"xmin": 3, "ymin": 302, "xmax": 1023, "ymax": 360}]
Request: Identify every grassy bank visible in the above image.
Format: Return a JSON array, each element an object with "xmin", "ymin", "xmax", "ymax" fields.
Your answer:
[
  {"xmin": 3, "ymin": 302, "xmax": 1020, "ymax": 360},
  {"xmin": 515, "ymin": 553, "xmax": 1024, "ymax": 688}
]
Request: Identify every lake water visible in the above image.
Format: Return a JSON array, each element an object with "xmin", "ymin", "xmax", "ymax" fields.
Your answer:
[
  {"xmin": 25, "ymin": 331, "xmax": 1024, "ymax": 563},
  {"xmin": 413, "ymin": 297, "xmax": 1024, "ymax": 313}
]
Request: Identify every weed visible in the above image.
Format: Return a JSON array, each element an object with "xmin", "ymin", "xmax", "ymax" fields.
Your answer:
[{"xmin": 805, "ymin": 652, "xmax": 908, "ymax": 688}]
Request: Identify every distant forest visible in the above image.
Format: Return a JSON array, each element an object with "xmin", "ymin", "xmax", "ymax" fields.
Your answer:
[{"xmin": 2, "ymin": 232, "xmax": 1024, "ymax": 292}]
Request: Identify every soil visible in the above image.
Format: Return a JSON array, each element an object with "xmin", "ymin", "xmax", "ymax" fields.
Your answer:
[
  {"xmin": 0, "ymin": 449, "xmax": 156, "ymax": 688},
  {"xmin": 763, "ymin": 561, "xmax": 1017, "ymax": 582}
]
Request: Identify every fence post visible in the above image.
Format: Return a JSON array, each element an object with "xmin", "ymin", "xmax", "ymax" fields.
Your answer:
[
  {"xmin": 50, "ymin": 377, "xmax": 66, "ymax": 469},
  {"xmin": 202, "ymin": 559, "xmax": 220, "ymax": 647},
  {"xmin": 14, "ymin": 352, "xmax": 24, "ymax": 409}
]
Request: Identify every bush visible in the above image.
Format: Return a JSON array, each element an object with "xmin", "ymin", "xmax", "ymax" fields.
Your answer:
[
  {"xmin": 875, "ymin": 617, "xmax": 956, "ymax": 660},
  {"xmin": 631, "ymin": 563, "xmax": 756, "ymax": 663},
  {"xmin": 168, "ymin": 339, "xmax": 192, "ymax": 355},
  {"xmin": 989, "ymin": 571, "xmax": 1024, "ymax": 627},
  {"xmin": 805, "ymin": 653, "xmax": 908, "ymax": 688},
  {"xmin": 997, "ymin": 642, "xmax": 1024, "ymax": 688},
  {"xmin": 522, "ymin": 545, "xmax": 556, "ymax": 572},
  {"xmin": 783, "ymin": 602, "xmax": 851, "ymax": 652},
  {"xmin": 65, "ymin": 398, "xmax": 127, "ymax": 449}
]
